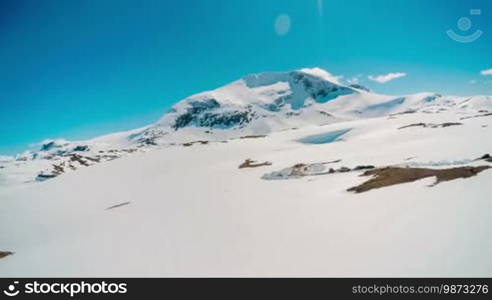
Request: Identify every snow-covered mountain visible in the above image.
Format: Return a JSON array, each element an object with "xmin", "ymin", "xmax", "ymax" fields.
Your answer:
[
  {"xmin": 1, "ymin": 68, "xmax": 491, "ymax": 187},
  {"xmin": 127, "ymin": 67, "xmax": 492, "ymax": 145},
  {"xmin": 129, "ymin": 68, "xmax": 438, "ymax": 143},
  {"xmin": 1, "ymin": 67, "xmax": 492, "ymax": 277}
]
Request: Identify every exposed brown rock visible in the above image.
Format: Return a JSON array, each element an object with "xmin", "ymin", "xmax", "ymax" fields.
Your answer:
[
  {"xmin": 353, "ymin": 165, "xmax": 376, "ymax": 171},
  {"xmin": 239, "ymin": 159, "xmax": 272, "ymax": 169},
  {"xmin": 348, "ymin": 166, "xmax": 491, "ymax": 193},
  {"xmin": 239, "ymin": 135, "xmax": 267, "ymax": 139},
  {"xmin": 0, "ymin": 251, "xmax": 13, "ymax": 259},
  {"xmin": 477, "ymin": 154, "xmax": 492, "ymax": 163}
]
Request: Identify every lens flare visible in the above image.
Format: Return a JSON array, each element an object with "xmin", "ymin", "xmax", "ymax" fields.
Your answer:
[{"xmin": 274, "ymin": 14, "xmax": 291, "ymax": 36}]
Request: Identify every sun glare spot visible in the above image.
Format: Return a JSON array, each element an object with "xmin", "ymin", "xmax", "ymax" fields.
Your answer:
[{"xmin": 274, "ymin": 14, "xmax": 291, "ymax": 36}]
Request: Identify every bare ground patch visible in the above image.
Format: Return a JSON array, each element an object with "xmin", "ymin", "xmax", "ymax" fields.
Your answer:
[
  {"xmin": 239, "ymin": 159, "xmax": 272, "ymax": 169},
  {"xmin": 347, "ymin": 166, "xmax": 491, "ymax": 193},
  {"xmin": 0, "ymin": 251, "xmax": 14, "ymax": 259}
]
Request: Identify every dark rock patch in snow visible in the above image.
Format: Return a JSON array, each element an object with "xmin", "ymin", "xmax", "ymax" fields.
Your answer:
[
  {"xmin": 477, "ymin": 154, "xmax": 492, "ymax": 163},
  {"xmin": 348, "ymin": 166, "xmax": 491, "ymax": 193},
  {"xmin": 0, "ymin": 251, "xmax": 14, "ymax": 259},
  {"xmin": 238, "ymin": 159, "xmax": 272, "ymax": 169},
  {"xmin": 318, "ymin": 110, "xmax": 333, "ymax": 117},
  {"xmin": 36, "ymin": 173, "xmax": 58, "ymax": 181},
  {"xmin": 68, "ymin": 154, "xmax": 90, "ymax": 166},
  {"xmin": 182, "ymin": 141, "xmax": 209, "ymax": 147},
  {"xmin": 239, "ymin": 135, "xmax": 267, "ymax": 139},
  {"xmin": 460, "ymin": 113, "xmax": 492, "ymax": 120},
  {"xmin": 106, "ymin": 202, "xmax": 131, "ymax": 210},
  {"xmin": 172, "ymin": 99, "xmax": 221, "ymax": 129},
  {"xmin": 73, "ymin": 145, "xmax": 89, "ymax": 152},
  {"xmin": 353, "ymin": 165, "xmax": 377, "ymax": 171},
  {"xmin": 40, "ymin": 140, "xmax": 68, "ymax": 151},
  {"xmin": 172, "ymin": 99, "xmax": 256, "ymax": 130},
  {"xmin": 389, "ymin": 109, "xmax": 417, "ymax": 117},
  {"xmin": 33, "ymin": 150, "xmax": 135, "ymax": 182},
  {"xmin": 398, "ymin": 122, "xmax": 462, "ymax": 130}
]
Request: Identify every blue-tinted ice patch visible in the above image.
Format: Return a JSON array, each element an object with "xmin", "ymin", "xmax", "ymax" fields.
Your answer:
[{"xmin": 297, "ymin": 129, "xmax": 351, "ymax": 144}]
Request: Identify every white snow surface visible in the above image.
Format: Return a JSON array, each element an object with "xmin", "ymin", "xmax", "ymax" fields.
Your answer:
[
  {"xmin": 1, "ymin": 68, "xmax": 492, "ymax": 276},
  {"xmin": 0, "ymin": 156, "xmax": 13, "ymax": 163}
]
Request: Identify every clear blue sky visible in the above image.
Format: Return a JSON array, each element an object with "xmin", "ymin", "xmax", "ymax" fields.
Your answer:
[{"xmin": 1, "ymin": 0, "xmax": 491, "ymax": 155}]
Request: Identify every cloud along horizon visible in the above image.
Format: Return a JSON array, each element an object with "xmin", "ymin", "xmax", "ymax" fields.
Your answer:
[
  {"xmin": 368, "ymin": 72, "xmax": 408, "ymax": 84},
  {"xmin": 480, "ymin": 69, "xmax": 492, "ymax": 76}
]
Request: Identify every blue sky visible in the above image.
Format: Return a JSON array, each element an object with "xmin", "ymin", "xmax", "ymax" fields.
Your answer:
[{"xmin": 1, "ymin": 0, "xmax": 491, "ymax": 155}]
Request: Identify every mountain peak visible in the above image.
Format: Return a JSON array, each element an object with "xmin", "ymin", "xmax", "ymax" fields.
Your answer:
[{"xmin": 154, "ymin": 68, "xmax": 358, "ymax": 131}]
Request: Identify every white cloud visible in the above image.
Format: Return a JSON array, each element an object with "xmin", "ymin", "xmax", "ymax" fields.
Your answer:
[
  {"xmin": 346, "ymin": 77, "xmax": 359, "ymax": 85},
  {"xmin": 300, "ymin": 68, "xmax": 342, "ymax": 84},
  {"xmin": 480, "ymin": 69, "xmax": 492, "ymax": 76},
  {"xmin": 368, "ymin": 72, "xmax": 407, "ymax": 83}
]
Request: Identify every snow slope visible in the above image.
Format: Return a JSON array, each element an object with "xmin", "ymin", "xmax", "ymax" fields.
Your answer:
[
  {"xmin": 1, "ymin": 68, "xmax": 492, "ymax": 276},
  {"xmin": 1, "ymin": 109, "xmax": 492, "ymax": 276}
]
